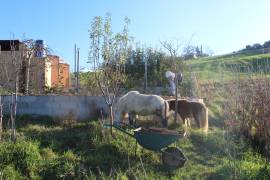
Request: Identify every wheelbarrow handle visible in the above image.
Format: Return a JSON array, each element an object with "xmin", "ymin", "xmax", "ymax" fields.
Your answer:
[{"xmin": 104, "ymin": 123, "xmax": 135, "ymax": 138}]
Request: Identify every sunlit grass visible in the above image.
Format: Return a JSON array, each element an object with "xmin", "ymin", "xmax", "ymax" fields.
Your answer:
[
  {"xmin": 1, "ymin": 116, "xmax": 269, "ymax": 179},
  {"xmin": 183, "ymin": 52, "xmax": 269, "ymax": 81}
]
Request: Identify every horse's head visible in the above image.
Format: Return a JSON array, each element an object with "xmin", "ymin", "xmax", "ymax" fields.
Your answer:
[{"xmin": 113, "ymin": 101, "xmax": 127, "ymax": 125}]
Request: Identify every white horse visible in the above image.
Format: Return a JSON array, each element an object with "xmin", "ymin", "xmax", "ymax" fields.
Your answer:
[{"xmin": 114, "ymin": 91, "xmax": 171, "ymax": 127}]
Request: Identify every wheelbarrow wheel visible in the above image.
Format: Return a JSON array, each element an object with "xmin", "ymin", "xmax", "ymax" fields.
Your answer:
[{"xmin": 162, "ymin": 147, "xmax": 187, "ymax": 169}]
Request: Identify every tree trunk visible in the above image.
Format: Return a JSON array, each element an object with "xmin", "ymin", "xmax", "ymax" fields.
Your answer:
[
  {"xmin": 109, "ymin": 104, "xmax": 113, "ymax": 134},
  {"xmin": 26, "ymin": 56, "xmax": 31, "ymax": 94},
  {"xmin": 11, "ymin": 73, "xmax": 18, "ymax": 142},
  {"xmin": 11, "ymin": 94, "xmax": 16, "ymax": 142},
  {"xmin": 0, "ymin": 96, "xmax": 3, "ymax": 141}
]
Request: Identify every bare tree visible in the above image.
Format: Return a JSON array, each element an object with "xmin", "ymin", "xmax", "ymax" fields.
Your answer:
[
  {"xmin": 21, "ymin": 39, "xmax": 50, "ymax": 94},
  {"xmin": 160, "ymin": 39, "xmax": 183, "ymax": 123},
  {"xmin": 0, "ymin": 37, "xmax": 50, "ymax": 141},
  {"xmin": 89, "ymin": 13, "xmax": 130, "ymax": 133},
  {"xmin": 9, "ymin": 38, "xmax": 20, "ymax": 142},
  {"xmin": 0, "ymin": 95, "xmax": 3, "ymax": 141},
  {"xmin": 0, "ymin": 47, "xmax": 2, "ymax": 141},
  {"xmin": 0, "ymin": 39, "xmax": 19, "ymax": 141}
]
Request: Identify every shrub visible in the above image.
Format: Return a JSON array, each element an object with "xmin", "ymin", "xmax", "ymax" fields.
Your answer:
[
  {"xmin": 40, "ymin": 150, "xmax": 80, "ymax": 179},
  {"xmin": 0, "ymin": 164, "xmax": 25, "ymax": 180},
  {"xmin": 223, "ymin": 74, "xmax": 270, "ymax": 160},
  {"xmin": 0, "ymin": 140, "xmax": 41, "ymax": 178},
  {"xmin": 86, "ymin": 144, "xmax": 128, "ymax": 173}
]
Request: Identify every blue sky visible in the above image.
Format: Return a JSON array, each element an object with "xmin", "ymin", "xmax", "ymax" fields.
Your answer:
[{"xmin": 1, "ymin": 0, "xmax": 269, "ymax": 71}]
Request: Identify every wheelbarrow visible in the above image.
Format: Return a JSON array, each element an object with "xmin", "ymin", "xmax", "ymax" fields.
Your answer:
[{"xmin": 106, "ymin": 124, "xmax": 187, "ymax": 169}]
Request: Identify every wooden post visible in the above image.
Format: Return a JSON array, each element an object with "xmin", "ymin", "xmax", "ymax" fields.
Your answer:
[
  {"xmin": 174, "ymin": 74, "xmax": 178, "ymax": 123},
  {"xmin": 0, "ymin": 96, "xmax": 3, "ymax": 141}
]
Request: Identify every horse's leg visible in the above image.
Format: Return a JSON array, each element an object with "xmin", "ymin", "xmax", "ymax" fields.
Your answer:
[
  {"xmin": 128, "ymin": 113, "xmax": 133, "ymax": 126},
  {"xmin": 183, "ymin": 117, "xmax": 190, "ymax": 128},
  {"xmin": 161, "ymin": 102, "xmax": 168, "ymax": 128},
  {"xmin": 193, "ymin": 110, "xmax": 201, "ymax": 128},
  {"xmin": 134, "ymin": 114, "xmax": 139, "ymax": 127},
  {"xmin": 183, "ymin": 118, "xmax": 187, "ymax": 127},
  {"xmin": 187, "ymin": 118, "xmax": 191, "ymax": 128},
  {"xmin": 161, "ymin": 118, "xmax": 167, "ymax": 127},
  {"xmin": 161, "ymin": 115, "xmax": 168, "ymax": 127}
]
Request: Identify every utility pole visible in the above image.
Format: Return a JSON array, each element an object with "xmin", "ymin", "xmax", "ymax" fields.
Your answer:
[
  {"xmin": 76, "ymin": 48, "xmax": 80, "ymax": 93},
  {"xmin": 74, "ymin": 44, "xmax": 77, "ymax": 92},
  {"xmin": 0, "ymin": 96, "xmax": 3, "ymax": 141},
  {"xmin": 144, "ymin": 58, "xmax": 147, "ymax": 92},
  {"xmin": 174, "ymin": 72, "xmax": 178, "ymax": 124}
]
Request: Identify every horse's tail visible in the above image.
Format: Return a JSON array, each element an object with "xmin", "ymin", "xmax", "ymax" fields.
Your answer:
[
  {"xmin": 200, "ymin": 105, "xmax": 208, "ymax": 133},
  {"xmin": 164, "ymin": 100, "xmax": 170, "ymax": 119},
  {"xmin": 161, "ymin": 100, "xmax": 170, "ymax": 127}
]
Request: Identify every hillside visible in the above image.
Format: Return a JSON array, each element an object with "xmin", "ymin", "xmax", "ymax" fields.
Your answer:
[{"xmin": 185, "ymin": 51, "xmax": 270, "ymax": 83}]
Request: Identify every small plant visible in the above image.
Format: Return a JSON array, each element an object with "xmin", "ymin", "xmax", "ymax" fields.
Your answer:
[
  {"xmin": 0, "ymin": 164, "xmax": 25, "ymax": 180},
  {"xmin": 0, "ymin": 140, "xmax": 41, "ymax": 178}
]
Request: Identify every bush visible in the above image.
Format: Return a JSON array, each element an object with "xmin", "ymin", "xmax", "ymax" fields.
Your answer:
[
  {"xmin": 86, "ymin": 144, "xmax": 128, "ymax": 173},
  {"xmin": 223, "ymin": 75, "xmax": 270, "ymax": 159},
  {"xmin": 0, "ymin": 140, "xmax": 41, "ymax": 178},
  {"xmin": 40, "ymin": 150, "xmax": 80, "ymax": 179},
  {"xmin": 0, "ymin": 164, "xmax": 25, "ymax": 180}
]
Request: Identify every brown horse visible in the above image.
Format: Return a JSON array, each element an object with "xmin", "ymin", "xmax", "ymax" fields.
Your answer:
[{"xmin": 167, "ymin": 99, "xmax": 208, "ymax": 133}]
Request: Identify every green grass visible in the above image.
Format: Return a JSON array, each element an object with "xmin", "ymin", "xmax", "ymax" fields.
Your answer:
[
  {"xmin": 184, "ymin": 52, "xmax": 270, "ymax": 83},
  {"xmin": 1, "ymin": 52, "xmax": 270, "ymax": 179},
  {"xmin": 0, "ymin": 116, "xmax": 269, "ymax": 179}
]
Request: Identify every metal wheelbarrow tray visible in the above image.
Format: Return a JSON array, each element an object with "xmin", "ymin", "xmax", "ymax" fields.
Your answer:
[
  {"xmin": 134, "ymin": 127, "xmax": 182, "ymax": 151},
  {"xmin": 110, "ymin": 124, "xmax": 187, "ymax": 169}
]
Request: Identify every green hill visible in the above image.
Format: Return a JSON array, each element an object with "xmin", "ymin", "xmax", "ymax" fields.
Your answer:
[{"xmin": 185, "ymin": 52, "xmax": 270, "ymax": 83}]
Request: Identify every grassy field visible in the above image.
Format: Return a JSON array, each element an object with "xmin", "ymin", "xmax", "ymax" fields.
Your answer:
[
  {"xmin": 0, "ymin": 115, "xmax": 269, "ymax": 179},
  {"xmin": 184, "ymin": 52, "xmax": 270, "ymax": 83},
  {"xmin": 1, "ymin": 52, "xmax": 270, "ymax": 179}
]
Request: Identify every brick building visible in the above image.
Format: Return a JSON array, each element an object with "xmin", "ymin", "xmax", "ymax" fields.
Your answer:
[
  {"xmin": 46, "ymin": 55, "xmax": 70, "ymax": 89},
  {"xmin": 0, "ymin": 40, "xmax": 70, "ymax": 94}
]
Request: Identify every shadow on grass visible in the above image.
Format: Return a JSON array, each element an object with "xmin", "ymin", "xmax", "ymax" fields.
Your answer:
[
  {"xmin": 85, "ymin": 143, "xmax": 137, "ymax": 174},
  {"xmin": 3, "ymin": 114, "xmax": 58, "ymax": 129},
  {"xmin": 186, "ymin": 130, "xmax": 227, "ymax": 167},
  {"xmin": 21, "ymin": 121, "xmax": 96, "ymax": 155},
  {"xmin": 13, "ymin": 117, "xmax": 144, "ymax": 175},
  {"xmin": 12, "ymin": 116, "xmax": 195, "ymax": 177}
]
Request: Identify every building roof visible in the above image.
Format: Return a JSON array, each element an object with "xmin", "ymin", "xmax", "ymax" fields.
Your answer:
[
  {"xmin": 47, "ymin": 54, "xmax": 60, "ymax": 59},
  {"xmin": 0, "ymin": 40, "xmax": 21, "ymax": 51}
]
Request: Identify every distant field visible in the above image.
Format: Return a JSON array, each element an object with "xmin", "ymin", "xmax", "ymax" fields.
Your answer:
[{"xmin": 184, "ymin": 52, "xmax": 270, "ymax": 83}]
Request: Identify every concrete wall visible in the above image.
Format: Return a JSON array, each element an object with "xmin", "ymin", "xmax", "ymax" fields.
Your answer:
[{"xmin": 1, "ymin": 95, "xmax": 108, "ymax": 121}]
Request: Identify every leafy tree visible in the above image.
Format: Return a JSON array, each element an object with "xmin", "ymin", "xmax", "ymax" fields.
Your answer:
[
  {"xmin": 246, "ymin": 45, "xmax": 252, "ymax": 50},
  {"xmin": 89, "ymin": 13, "xmax": 130, "ymax": 132},
  {"xmin": 252, "ymin": 43, "xmax": 262, "ymax": 49},
  {"xmin": 80, "ymin": 71, "xmax": 101, "ymax": 95},
  {"xmin": 263, "ymin": 40, "xmax": 270, "ymax": 48},
  {"xmin": 124, "ymin": 46, "xmax": 172, "ymax": 89}
]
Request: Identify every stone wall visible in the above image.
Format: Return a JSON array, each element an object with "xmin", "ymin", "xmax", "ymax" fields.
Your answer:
[{"xmin": 1, "ymin": 95, "xmax": 108, "ymax": 121}]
